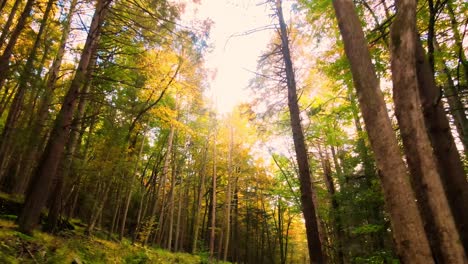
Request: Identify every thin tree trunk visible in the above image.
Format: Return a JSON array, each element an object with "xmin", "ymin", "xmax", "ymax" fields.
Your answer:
[
  {"xmin": 319, "ymin": 147, "xmax": 344, "ymax": 264},
  {"xmin": 86, "ymin": 182, "xmax": 111, "ymax": 235},
  {"xmin": 275, "ymin": 1, "xmax": 324, "ymax": 262},
  {"xmin": 0, "ymin": 0, "xmax": 54, "ymax": 181},
  {"xmin": 331, "ymin": 0, "xmax": 434, "ymax": 262},
  {"xmin": 14, "ymin": 0, "xmax": 79, "ymax": 194},
  {"xmin": 0, "ymin": 0, "xmax": 21, "ymax": 50},
  {"xmin": 0, "ymin": 0, "xmax": 8, "ymax": 14},
  {"xmin": 192, "ymin": 138, "xmax": 209, "ymax": 253},
  {"xmin": 232, "ymin": 179, "xmax": 239, "ymax": 263},
  {"xmin": 0, "ymin": 0, "xmax": 36, "ymax": 90},
  {"xmin": 389, "ymin": 1, "xmax": 466, "ymax": 261},
  {"xmin": 434, "ymin": 39, "xmax": 468, "ymax": 155},
  {"xmin": 446, "ymin": 2, "xmax": 468, "ymax": 85},
  {"xmin": 144, "ymin": 126, "xmax": 175, "ymax": 246},
  {"xmin": 222, "ymin": 127, "xmax": 233, "ymax": 262},
  {"xmin": 167, "ymin": 159, "xmax": 177, "ymax": 250},
  {"xmin": 119, "ymin": 134, "xmax": 146, "ymax": 241},
  {"xmin": 209, "ymin": 129, "xmax": 217, "ymax": 262},
  {"xmin": 18, "ymin": 0, "xmax": 112, "ymax": 234},
  {"xmin": 108, "ymin": 186, "xmax": 122, "ymax": 240},
  {"xmin": 174, "ymin": 172, "xmax": 184, "ymax": 251}
]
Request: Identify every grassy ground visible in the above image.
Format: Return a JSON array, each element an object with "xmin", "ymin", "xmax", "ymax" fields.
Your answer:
[{"xmin": 0, "ymin": 217, "xmax": 217, "ymax": 264}]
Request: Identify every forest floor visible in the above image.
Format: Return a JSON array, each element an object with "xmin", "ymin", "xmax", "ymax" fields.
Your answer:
[{"xmin": 0, "ymin": 216, "xmax": 217, "ymax": 263}]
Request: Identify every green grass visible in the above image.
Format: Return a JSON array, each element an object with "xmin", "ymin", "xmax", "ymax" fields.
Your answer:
[{"xmin": 0, "ymin": 218, "xmax": 224, "ymax": 264}]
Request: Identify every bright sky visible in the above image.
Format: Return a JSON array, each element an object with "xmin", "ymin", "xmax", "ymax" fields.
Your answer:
[{"xmin": 182, "ymin": 0, "xmax": 275, "ymax": 114}]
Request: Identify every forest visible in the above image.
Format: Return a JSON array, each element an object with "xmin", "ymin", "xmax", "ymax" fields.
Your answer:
[{"xmin": 0, "ymin": 0, "xmax": 467, "ymax": 263}]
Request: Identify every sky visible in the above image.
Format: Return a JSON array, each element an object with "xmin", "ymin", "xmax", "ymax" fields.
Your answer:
[{"xmin": 181, "ymin": 0, "xmax": 275, "ymax": 114}]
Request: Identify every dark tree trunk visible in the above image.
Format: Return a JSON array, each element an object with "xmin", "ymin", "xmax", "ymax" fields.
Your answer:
[
  {"xmin": 0, "ymin": 0, "xmax": 21, "ymax": 50},
  {"xmin": 320, "ymin": 148, "xmax": 344, "ymax": 264},
  {"xmin": 0, "ymin": 0, "xmax": 54, "ymax": 182},
  {"xmin": 275, "ymin": 1, "xmax": 324, "ymax": 262},
  {"xmin": 14, "ymin": 0, "xmax": 79, "ymax": 195},
  {"xmin": 18, "ymin": 0, "xmax": 112, "ymax": 234},
  {"xmin": 0, "ymin": 0, "xmax": 8, "ymax": 14},
  {"xmin": 0, "ymin": 0, "xmax": 36, "ymax": 90},
  {"xmin": 415, "ymin": 40, "xmax": 468, "ymax": 254}
]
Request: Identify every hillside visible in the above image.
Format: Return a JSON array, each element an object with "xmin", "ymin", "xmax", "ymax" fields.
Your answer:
[{"xmin": 0, "ymin": 217, "xmax": 216, "ymax": 264}]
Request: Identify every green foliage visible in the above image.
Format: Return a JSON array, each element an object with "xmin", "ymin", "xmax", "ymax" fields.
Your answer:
[
  {"xmin": 0, "ymin": 219, "xmax": 209, "ymax": 264},
  {"xmin": 124, "ymin": 251, "xmax": 150, "ymax": 263},
  {"xmin": 351, "ymin": 224, "xmax": 384, "ymax": 235}
]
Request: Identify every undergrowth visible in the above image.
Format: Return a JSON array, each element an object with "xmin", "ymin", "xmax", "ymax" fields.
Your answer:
[{"xmin": 0, "ymin": 217, "xmax": 225, "ymax": 264}]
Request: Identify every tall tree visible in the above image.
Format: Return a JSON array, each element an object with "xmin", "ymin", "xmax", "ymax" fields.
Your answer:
[
  {"xmin": 0, "ymin": 0, "xmax": 55, "ymax": 181},
  {"xmin": 389, "ymin": 0, "xmax": 466, "ymax": 261},
  {"xmin": 18, "ymin": 0, "xmax": 113, "ymax": 234},
  {"xmin": 275, "ymin": 0, "xmax": 324, "ymax": 262},
  {"xmin": 0, "ymin": 0, "xmax": 36, "ymax": 90},
  {"xmin": 415, "ymin": 41, "xmax": 468, "ymax": 253},
  {"xmin": 209, "ymin": 123, "xmax": 217, "ymax": 261},
  {"xmin": 331, "ymin": 0, "xmax": 434, "ymax": 262}
]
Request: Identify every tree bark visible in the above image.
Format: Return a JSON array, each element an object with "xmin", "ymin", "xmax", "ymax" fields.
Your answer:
[
  {"xmin": 0, "ymin": 0, "xmax": 35, "ymax": 90},
  {"xmin": 18, "ymin": 0, "xmax": 112, "ymax": 234},
  {"xmin": 14, "ymin": 0, "xmax": 79, "ymax": 194},
  {"xmin": 389, "ymin": 0, "xmax": 466, "ymax": 261},
  {"xmin": 416, "ymin": 39, "xmax": 468, "ymax": 253},
  {"xmin": 275, "ymin": 1, "xmax": 324, "ymax": 262},
  {"xmin": 331, "ymin": 0, "xmax": 434, "ymax": 262}
]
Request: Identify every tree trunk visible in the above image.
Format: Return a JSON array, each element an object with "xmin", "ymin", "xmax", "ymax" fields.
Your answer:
[
  {"xmin": 433, "ymin": 38, "xmax": 468, "ymax": 155},
  {"xmin": 275, "ymin": 1, "xmax": 324, "ymax": 262},
  {"xmin": 0, "ymin": 0, "xmax": 21, "ymax": 51},
  {"xmin": 319, "ymin": 147, "xmax": 345, "ymax": 264},
  {"xmin": 209, "ymin": 129, "xmax": 217, "ymax": 261},
  {"xmin": 0, "ymin": 0, "xmax": 8, "ymax": 14},
  {"xmin": 86, "ymin": 182, "xmax": 111, "ymax": 235},
  {"xmin": 18, "ymin": 0, "xmax": 112, "ymax": 234},
  {"xmin": 174, "ymin": 171, "xmax": 184, "ymax": 251},
  {"xmin": 0, "ymin": 0, "xmax": 54, "ymax": 181},
  {"xmin": 446, "ymin": 2, "xmax": 468, "ymax": 85},
  {"xmin": 222, "ymin": 127, "xmax": 233, "ymax": 262},
  {"xmin": 119, "ymin": 134, "xmax": 146, "ymax": 241},
  {"xmin": 0, "ymin": 0, "xmax": 35, "ymax": 90},
  {"xmin": 108, "ymin": 186, "xmax": 123, "ymax": 240},
  {"xmin": 167, "ymin": 158, "xmax": 177, "ymax": 250},
  {"xmin": 46, "ymin": 57, "xmax": 95, "ymax": 233},
  {"xmin": 416, "ymin": 39, "xmax": 468, "ymax": 253},
  {"xmin": 331, "ymin": 0, "xmax": 434, "ymax": 262},
  {"xmin": 389, "ymin": 1, "xmax": 466, "ymax": 261},
  {"xmin": 143, "ymin": 126, "xmax": 174, "ymax": 246},
  {"xmin": 191, "ymin": 139, "xmax": 208, "ymax": 253},
  {"xmin": 13, "ymin": 0, "xmax": 79, "ymax": 194}
]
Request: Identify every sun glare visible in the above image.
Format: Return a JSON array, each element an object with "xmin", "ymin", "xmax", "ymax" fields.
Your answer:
[{"xmin": 180, "ymin": 0, "xmax": 274, "ymax": 114}]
